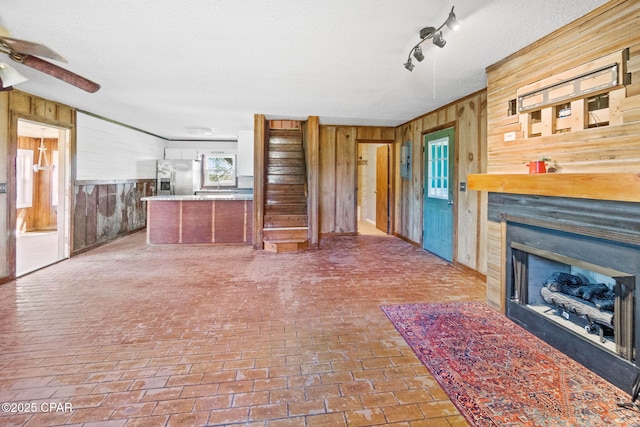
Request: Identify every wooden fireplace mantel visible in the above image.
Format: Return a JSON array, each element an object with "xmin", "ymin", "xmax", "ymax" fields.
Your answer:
[{"xmin": 467, "ymin": 173, "xmax": 640, "ymax": 203}]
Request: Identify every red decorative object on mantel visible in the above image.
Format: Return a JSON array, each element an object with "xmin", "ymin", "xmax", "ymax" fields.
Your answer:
[{"xmin": 527, "ymin": 160, "xmax": 547, "ymax": 174}]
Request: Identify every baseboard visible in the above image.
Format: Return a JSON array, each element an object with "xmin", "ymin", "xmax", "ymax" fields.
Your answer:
[{"xmin": 393, "ymin": 232, "xmax": 420, "ymax": 248}]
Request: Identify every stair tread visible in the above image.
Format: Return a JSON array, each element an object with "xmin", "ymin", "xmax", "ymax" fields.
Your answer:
[
  {"xmin": 263, "ymin": 226, "xmax": 309, "ymax": 230},
  {"xmin": 263, "ymin": 238, "xmax": 309, "ymax": 243}
]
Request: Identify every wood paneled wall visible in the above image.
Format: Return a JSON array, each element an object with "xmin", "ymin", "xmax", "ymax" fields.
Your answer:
[
  {"xmin": 395, "ymin": 91, "xmax": 487, "ymax": 273},
  {"xmin": 17, "ymin": 136, "xmax": 58, "ymax": 232},
  {"xmin": 318, "ymin": 126, "xmax": 394, "ymax": 235},
  {"xmin": 486, "ymin": 0, "xmax": 640, "ymax": 174},
  {"xmin": 73, "ymin": 180, "xmax": 154, "ymax": 254},
  {"xmin": 483, "ymin": 0, "xmax": 640, "ymax": 309}
]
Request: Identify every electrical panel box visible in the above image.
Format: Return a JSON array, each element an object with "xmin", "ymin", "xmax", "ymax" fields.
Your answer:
[{"xmin": 400, "ymin": 141, "xmax": 411, "ymax": 180}]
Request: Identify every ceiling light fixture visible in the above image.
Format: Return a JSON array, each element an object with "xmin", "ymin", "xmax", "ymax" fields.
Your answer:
[
  {"xmin": 34, "ymin": 128, "xmax": 54, "ymax": 172},
  {"xmin": 187, "ymin": 127, "xmax": 214, "ymax": 136},
  {"xmin": 403, "ymin": 6, "xmax": 459, "ymax": 72},
  {"xmin": 0, "ymin": 61, "xmax": 27, "ymax": 90}
]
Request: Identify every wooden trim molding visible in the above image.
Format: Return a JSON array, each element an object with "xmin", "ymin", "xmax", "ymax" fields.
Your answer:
[
  {"xmin": 307, "ymin": 116, "xmax": 320, "ymax": 248},
  {"xmin": 253, "ymin": 114, "xmax": 266, "ymax": 249},
  {"xmin": 75, "ymin": 178, "xmax": 154, "ymax": 185},
  {"xmin": 355, "ymin": 139, "xmax": 395, "ymax": 145},
  {"xmin": 468, "ymin": 173, "xmax": 640, "ymax": 203}
]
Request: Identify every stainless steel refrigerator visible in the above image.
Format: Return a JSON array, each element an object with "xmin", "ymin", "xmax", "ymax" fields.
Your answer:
[{"xmin": 157, "ymin": 160, "xmax": 201, "ymax": 195}]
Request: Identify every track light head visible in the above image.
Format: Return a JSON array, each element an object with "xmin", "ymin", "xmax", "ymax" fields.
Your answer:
[
  {"xmin": 413, "ymin": 46, "xmax": 425, "ymax": 62},
  {"xmin": 404, "ymin": 59, "xmax": 415, "ymax": 71},
  {"xmin": 445, "ymin": 7, "xmax": 460, "ymax": 31},
  {"xmin": 432, "ymin": 31, "xmax": 446, "ymax": 48}
]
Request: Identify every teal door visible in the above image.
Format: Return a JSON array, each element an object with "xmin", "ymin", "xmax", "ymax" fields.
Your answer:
[{"xmin": 423, "ymin": 128, "xmax": 454, "ymax": 262}]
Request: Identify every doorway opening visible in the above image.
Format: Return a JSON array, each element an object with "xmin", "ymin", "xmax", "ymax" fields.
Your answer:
[
  {"xmin": 357, "ymin": 142, "xmax": 390, "ymax": 236},
  {"xmin": 16, "ymin": 120, "xmax": 71, "ymax": 276}
]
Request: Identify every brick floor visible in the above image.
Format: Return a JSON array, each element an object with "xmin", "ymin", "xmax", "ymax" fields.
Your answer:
[{"xmin": 0, "ymin": 229, "xmax": 486, "ymax": 426}]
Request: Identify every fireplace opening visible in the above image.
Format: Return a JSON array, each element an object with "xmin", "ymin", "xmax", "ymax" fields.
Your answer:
[{"xmin": 512, "ymin": 242, "xmax": 635, "ymax": 362}]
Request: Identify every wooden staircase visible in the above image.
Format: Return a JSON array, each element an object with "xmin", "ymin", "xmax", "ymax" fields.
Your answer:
[{"xmin": 263, "ymin": 128, "xmax": 309, "ymax": 252}]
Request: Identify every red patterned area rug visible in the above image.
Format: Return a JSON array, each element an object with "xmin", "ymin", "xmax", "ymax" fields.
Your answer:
[{"xmin": 382, "ymin": 301, "xmax": 640, "ymax": 426}]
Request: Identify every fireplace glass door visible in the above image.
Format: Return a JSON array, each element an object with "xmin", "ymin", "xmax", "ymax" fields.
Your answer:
[{"xmin": 511, "ymin": 242, "xmax": 635, "ymax": 362}]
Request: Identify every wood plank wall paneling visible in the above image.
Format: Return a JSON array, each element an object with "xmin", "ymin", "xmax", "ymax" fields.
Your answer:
[
  {"xmin": 269, "ymin": 120, "xmax": 300, "ymax": 130},
  {"xmin": 394, "ymin": 91, "xmax": 487, "ymax": 274},
  {"xmin": 306, "ymin": 116, "xmax": 320, "ymax": 248},
  {"xmin": 483, "ymin": 0, "xmax": 640, "ymax": 305},
  {"xmin": 319, "ymin": 126, "xmax": 337, "ymax": 234},
  {"xmin": 73, "ymin": 180, "xmax": 154, "ymax": 254},
  {"xmin": 335, "ymin": 127, "xmax": 356, "ymax": 233},
  {"xmin": 486, "ymin": 2, "xmax": 640, "ymax": 174},
  {"xmin": 318, "ymin": 125, "xmax": 395, "ymax": 235},
  {"xmin": 253, "ymin": 115, "xmax": 266, "ymax": 249},
  {"xmin": 486, "ymin": 220, "xmax": 505, "ymax": 312}
]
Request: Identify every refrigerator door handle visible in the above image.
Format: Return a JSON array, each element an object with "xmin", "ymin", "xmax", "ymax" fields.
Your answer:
[{"xmin": 171, "ymin": 171, "xmax": 175, "ymax": 195}]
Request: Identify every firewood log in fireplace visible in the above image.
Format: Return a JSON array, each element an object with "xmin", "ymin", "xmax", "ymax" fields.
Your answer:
[{"xmin": 540, "ymin": 286, "xmax": 614, "ymax": 330}]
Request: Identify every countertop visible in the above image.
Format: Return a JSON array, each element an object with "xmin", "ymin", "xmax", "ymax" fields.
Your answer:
[{"xmin": 142, "ymin": 193, "xmax": 253, "ymax": 201}]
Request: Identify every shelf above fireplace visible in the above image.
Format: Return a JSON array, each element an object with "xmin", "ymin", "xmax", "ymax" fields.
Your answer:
[{"xmin": 468, "ymin": 173, "xmax": 640, "ymax": 203}]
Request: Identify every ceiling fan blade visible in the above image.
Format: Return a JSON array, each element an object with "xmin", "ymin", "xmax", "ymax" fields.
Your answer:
[
  {"xmin": 0, "ymin": 35, "xmax": 67, "ymax": 63},
  {"xmin": 18, "ymin": 55, "xmax": 100, "ymax": 93}
]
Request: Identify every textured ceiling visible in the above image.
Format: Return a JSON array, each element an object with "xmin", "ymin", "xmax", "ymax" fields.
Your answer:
[{"xmin": 1, "ymin": 0, "xmax": 608, "ymax": 140}]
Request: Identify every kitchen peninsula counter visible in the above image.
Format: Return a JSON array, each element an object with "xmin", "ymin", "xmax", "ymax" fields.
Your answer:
[{"xmin": 142, "ymin": 193, "xmax": 253, "ymax": 245}]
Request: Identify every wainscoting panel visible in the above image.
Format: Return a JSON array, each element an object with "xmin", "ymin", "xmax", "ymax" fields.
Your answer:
[{"xmin": 73, "ymin": 180, "xmax": 154, "ymax": 254}]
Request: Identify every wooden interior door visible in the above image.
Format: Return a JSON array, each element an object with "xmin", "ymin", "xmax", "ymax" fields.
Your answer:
[{"xmin": 375, "ymin": 144, "xmax": 389, "ymax": 233}]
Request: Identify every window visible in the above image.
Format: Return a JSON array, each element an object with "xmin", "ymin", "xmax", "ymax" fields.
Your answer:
[
  {"xmin": 203, "ymin": 155, "xmax": 236, "ymax": 187},
  {"xmin": 427, "ymin": 137, "xmax": 449, "ymax": 199},
  {"xmin": 17, "ymin": 149, "xmax": 33, "ymax": 208}
]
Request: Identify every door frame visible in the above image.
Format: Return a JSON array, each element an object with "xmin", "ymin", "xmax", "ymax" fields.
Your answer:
[
  {"xmin": 421, "ymin": 125, "xmax": 457, "ymax": 262},
  {"xmin": 355, "ymin": 139, "xmax": 395, "ymax": 235},
  {"xmin": 10, "ymin": 113, "xmax": 73, "ymax": 279}
]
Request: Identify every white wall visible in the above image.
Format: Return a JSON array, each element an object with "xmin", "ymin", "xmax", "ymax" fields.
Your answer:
[
  {"xmin": 237, "ymin": 130, "xmax": 254, "ymax": 177},
  {"xmin": 76, "ymin": 112, "xmax": 166, "ymax": 180}
]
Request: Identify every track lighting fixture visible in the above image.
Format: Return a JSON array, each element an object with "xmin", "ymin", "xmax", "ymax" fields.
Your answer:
[{"xmin": 403, "ymin": 6, "xmax": 459, "ymax": 71}]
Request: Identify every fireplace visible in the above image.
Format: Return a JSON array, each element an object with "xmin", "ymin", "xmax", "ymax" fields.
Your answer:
[
  {"xmin": 512, "ymin": 243, "xmax": 634, "ymax": 361},
  {"xmin": 490, "ymin": 193, "xmax": 640, "ymax": 391}
]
